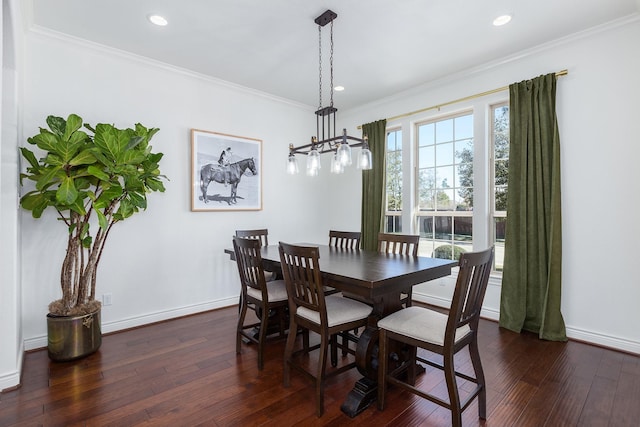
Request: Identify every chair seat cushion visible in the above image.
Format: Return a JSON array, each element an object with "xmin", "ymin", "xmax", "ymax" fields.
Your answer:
[
  {"xmin": 378, "ymin": 306, "xmax": 471, "ymax": 346},
  {"xmin": 297, "ymin": 295, "xmax": 373, "ymax": 327},
  {"xmin": 246, "ymin": 280, "xmax": 288, "ymax": 302}
]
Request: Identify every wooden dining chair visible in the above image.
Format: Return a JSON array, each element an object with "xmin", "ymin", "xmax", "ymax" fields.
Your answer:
[
  {"xmin": 278, "ymin": 242, "xmax": 373, "ymax": 417},
  {"xmin": 328, "ymin": 230, "xmax": 361, "ymax": 250},
  {"xmin": 232, "ymin": 236, "xmax": 288, "ymax": 371},
  {"xmin": 377, "ymin": 246, "xmax": 494, "ymax": 427},
  {"xmin": 378, "ymin": 232, "xmax": 420, "ymax": 307}
]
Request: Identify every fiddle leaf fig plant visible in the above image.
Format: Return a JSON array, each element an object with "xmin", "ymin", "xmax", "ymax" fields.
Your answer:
[{"xmin": 20, "ymin": 114, "xmax": 167, "ymax": 316}]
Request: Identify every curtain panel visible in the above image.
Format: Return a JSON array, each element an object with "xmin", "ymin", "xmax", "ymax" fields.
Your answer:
[
  {"xmin": 361, "ymin": 119, "xmax": 387, "ymax": 251},
  {"xmin": 499, "ymin": 73, "xmax": 567, "ymax": 341}
]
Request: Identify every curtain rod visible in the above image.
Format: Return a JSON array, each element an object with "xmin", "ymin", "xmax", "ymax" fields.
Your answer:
[{"xmin": 358, "ymin": 69, "xmax": 568, "ymax": 129}]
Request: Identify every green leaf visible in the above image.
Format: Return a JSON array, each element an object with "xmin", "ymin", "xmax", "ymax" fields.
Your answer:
[
  {"xmin": 95, "ymin": 185, "xmax": 123, "ymax": 209},
  {"xmin": 44, "ymin": 153, "xmax": 64, "ymax": 166},
  {"xmin": 35, "ymin": 166, "xmax": 62, "ymax": 191},
  {"xmin": 82, "ymin": 235, "xmax": 92, "ymax": 249},
  {"xmin": 30, "ymin": 131, "xmax": 61, "ymax": 155},
  {"xmin": 93, "ymin": 123, "xmax": 121, "ymax": 161},
  {"xmin": 126, "ymin": 136, "xmax": 144, "ymax": 151},
  {"xmin": 68, "ymin": 196, "xmax": 86, "ymax": 215},
  {"xmin": 46, "ymin": 116, "xmax": 66, "ymax": 136},
  {"xmin": 87, "ymin": 165, "xmax": 110, "ymax": 181},
  {"xmin": 20, "ymin": 192, "xmax": 49, "ymax": 214},
  {"xmin": 127, "ymin": 191, "xmax": 147, "ymax": 209},
  {"xmin": 146, "ymin": 177, "xmax": 166, "ymax": 192},
  {"xmin": 20, "ymin": 147, "xmax": 40, "ymax": 170},
  {"xmin": 69, "ymin": 149, "xmax": 97, "ymax": 166},
  {"xmin": 56, "ymin": 176, "xmax": 78, "ymax": 205},
  {"xmin": 96, "ymin": 209, "xmax": 108, "ymax": 230},
  {"xmin": 63, "ymin": 114, "xmax": 83, "ymax": 141}
]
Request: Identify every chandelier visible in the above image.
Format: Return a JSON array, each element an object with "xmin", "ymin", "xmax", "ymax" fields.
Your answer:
[{"xmin": 286, "ymin": 10, "xmax": 372, "ymax": 176}]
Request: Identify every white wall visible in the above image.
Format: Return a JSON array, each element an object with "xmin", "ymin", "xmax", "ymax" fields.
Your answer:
[
  {"xmin": 0, "ymin": 0, "xmax": 24, "ymax": 392},
  {"xmin": 19, "ymin": 28, "xmax": 345, "ymax": 350},
  {"xmin": 340, "ymin": 16, "xmax": 640, "ymax": 353}
]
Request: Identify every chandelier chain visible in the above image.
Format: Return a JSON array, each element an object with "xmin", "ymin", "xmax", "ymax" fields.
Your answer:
[
  {"xmin": 330, "ymin": 19, "xmax": 334, "ymax": 108},
  {"xmin": 318, "ymin": 25, "xmax": 322, "ymax": 109}
]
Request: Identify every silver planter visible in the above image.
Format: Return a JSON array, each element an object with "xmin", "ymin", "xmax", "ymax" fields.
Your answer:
[{"xmin": 47, "ymin": 309, "xmax": 102, "ymax": 362}]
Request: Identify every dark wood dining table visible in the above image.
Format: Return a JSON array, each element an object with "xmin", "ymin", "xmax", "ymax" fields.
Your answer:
[{"xmin": 227, "ymin": 244, "xmax": 457, "ymax": 417}]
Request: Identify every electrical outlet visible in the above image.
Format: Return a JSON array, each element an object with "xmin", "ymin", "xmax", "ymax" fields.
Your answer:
[{"xmin": 102, "ymin": 293, "xmax": 112, "ymax": 306}]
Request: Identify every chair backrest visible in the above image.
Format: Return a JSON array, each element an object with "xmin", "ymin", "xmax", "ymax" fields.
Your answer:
[
  {"xmin": 447, "ymin": 246, "xmax": 494, "ymax": 340},
  {"xmin": 278, "ymin": 242, "xmax": 328, "ymax": 324},
  {"xmin": 235, "ymin": 228, "xmax": 269, "ymax": 247},
  {"xmin": 232, "ymin": 236, "xmax": 268, "ymax": 301},
  {"xmin": 328, "ymin": 230, "xmax": 361, "ymax": 250},
  {"xmin": 377, "ymin": 232, "xmax": 420, "ymax": 256}
]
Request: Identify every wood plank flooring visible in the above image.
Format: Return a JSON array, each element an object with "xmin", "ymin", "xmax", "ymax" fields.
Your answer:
[{"xmin": 1, "ymin": 305, "xmax": 639, "ymax": 426}]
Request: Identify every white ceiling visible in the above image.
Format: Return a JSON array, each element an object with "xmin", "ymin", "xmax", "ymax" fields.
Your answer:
[{"xmin": 28, "ymin": 0, "xmax": 639, "ymax": 110}]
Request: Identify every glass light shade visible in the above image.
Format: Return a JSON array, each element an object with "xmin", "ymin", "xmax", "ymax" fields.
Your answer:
[
  {"xmin": 286, "ymin": 154, "xmax": 299, "ymax": 174},
  {"xmin": 306, "ymin": 149, "xmax": 321, "ymax": 176},
  {"xmin": 358, "ymin": 147, "xmax": 373, "ymax": 170},
  {"xmin": 330, "ymin": 152, "xmax": 344, "ymax": 174},
  {"xmin": 336, "ymin": 142, "xmax": 352, "ymax": 166}
]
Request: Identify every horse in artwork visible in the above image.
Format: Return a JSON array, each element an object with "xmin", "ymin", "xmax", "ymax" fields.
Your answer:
[{"xmin": 199, "ymin": 158, "xmax": 257, "ymax": 205}]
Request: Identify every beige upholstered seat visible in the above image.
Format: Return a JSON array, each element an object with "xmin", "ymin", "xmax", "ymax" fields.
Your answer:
[
  {"xmin": 377, "ymin": 246, "xmax": 494, "ymax": 427},
  {"xmin": 279, "ymin": 242, "xmax": 372, "ymax": 417},
  {"xmin": 233, "ymin": 236, "xmax": 288, "ymax": 371}
]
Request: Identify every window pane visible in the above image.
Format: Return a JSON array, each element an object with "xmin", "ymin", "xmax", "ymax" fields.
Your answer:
[
  {"xmin": 436, "ymin": 166, "xmax": 454, "ymax": 189},
  {"xmin": 435, "ymin": 142, "xmax": 454, "ymax": 166},
  {"xmin": 455, "ymin": 188, "xmax": 473, "ymax": 210},
  {"xmin": 455, "ymin": 138, "xmax": 473, "ymax": 163},
  {"xmin": 435, "ymin": 119, "xmax": 453, "ymax": 143},
  {"xmin": 419, "ymin": 145, "xmax": 434, "ymax": 168},
  {"xmin": 434, "ymin": 216, "xmax": 452, "ymax": 240},
  {"xmin": 494, "ymin": 217, "xmax": 507, "ymax": 271},
  {"xmin": 436, "ymin": 189, "xmax": 454, "ymax": 210},
  {"xmin": 418, "ymin": 123, "xmax": 434, "ymax": 146},
  {"xmin": 454, "ymin": 114, "xmax": 473, "ymax": 139}
]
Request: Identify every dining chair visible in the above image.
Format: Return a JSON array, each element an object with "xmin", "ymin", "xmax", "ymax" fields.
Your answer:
[
  {"xmin": 232, "ymin": 236, "xmax": 288, "ymax": 371},
  {"xmin": 328, "ymin": 230, "xmax": 361, "ymax": 250},
  {"xmin": 278, "ymin": 242, "xmax": 373, "ymax": 417},
  {"xmin": 378, "ymin": 232, "xmax": 420, "ymax": 307},
  {"xmin": 235, "ymin": 228, "xmax": 276, "ymax": 281},
  {"xmin": 376, "ymin": 246, "xmax": 494, "ymax": 427}
]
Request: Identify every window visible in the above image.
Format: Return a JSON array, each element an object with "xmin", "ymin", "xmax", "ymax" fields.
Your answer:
[
  {"xmin": 385, "ymin": 129, "xmax": 402, "ymax": 233},
  {"xmin": 492, "ymin": 103, "xmax": 509, "ymax": 271},
  {"xmin": 416, "ymin": 113, "xmax": 474, "ymax": 259}
]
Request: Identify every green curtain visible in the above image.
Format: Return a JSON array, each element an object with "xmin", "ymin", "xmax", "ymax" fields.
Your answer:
[
  {"xmin": 361, "ymin": 119, "xmax": 387, "ymax": 251},
  {"xmin": 499, "ymin": 73, "xmax": 567, "ymax": 341}
]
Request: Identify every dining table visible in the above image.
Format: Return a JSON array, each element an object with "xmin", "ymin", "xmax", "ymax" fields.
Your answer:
[{"xmin": 227, "ymin": 243, "xmax": 457, "ymax": 417}]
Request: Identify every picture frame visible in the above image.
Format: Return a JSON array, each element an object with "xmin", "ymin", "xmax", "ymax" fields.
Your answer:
[{"xmin": 191, "ymin": 129, "xmax": 262, "ymax": 211}]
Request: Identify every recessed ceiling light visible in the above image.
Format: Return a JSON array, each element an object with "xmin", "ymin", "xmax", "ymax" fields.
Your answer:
[
  {"xmin": 493, "ymin": 14, "xmax": 512, "ymax": 26},
  {"xmin": 334, "ymin": 86, "xmax": 345, "ymax": 92},
  {"xmin": 148, "ymin": 14, "xmax": 168, "ymax": 26}
]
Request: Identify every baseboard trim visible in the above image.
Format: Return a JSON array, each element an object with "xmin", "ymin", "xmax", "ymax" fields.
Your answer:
[
  {"xmin": 412, "ymin": 293, "xmax": 640, "ymax": 355},
  {"xmin": 0, "ymin": 341, "xmax": 24, "ymax": 392},
  {"xmin": 23, "ymin": 297, "xmax": 238, "ymax": 352}
]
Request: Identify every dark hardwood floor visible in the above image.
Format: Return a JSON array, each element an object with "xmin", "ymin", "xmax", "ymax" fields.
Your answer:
[{"xmin": 2, "ymin": 305, "xmax": 639, "ymax": 426}]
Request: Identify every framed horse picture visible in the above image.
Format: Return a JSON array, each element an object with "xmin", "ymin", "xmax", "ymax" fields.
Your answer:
[{"xmin": 191, "ymin": 129, "xmax": 262, "ymax": 211}]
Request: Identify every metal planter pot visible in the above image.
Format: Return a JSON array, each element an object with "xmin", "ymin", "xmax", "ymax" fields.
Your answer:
[{"xmin": 47, "ymin": 309, "xmax": 102, "ymax": 362}]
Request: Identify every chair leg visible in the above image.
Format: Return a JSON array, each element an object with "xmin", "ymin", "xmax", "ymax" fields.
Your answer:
[
  {"xmin": 257, "ymin": 303, "xmax": 269, "ymax": 371},
  {"xmin": 330, "ymin": 334, "xmax": 338, "ymax": 367},
  {"xmin": 236, "ymin": 296, "xmax": 248, "ymax": 355},
  {"xmin": 469, "ymin": 337, "xmax": 487, "ymax": 419},
  {"xmin": 444, "ymin": 352, "xmax": 462, "ymax": 427},
  {"xmin": 316, "ymin": 332, "xmax": 329, "ymax": 417},
  {"xmin": 283, "ymin": 317, "xmax": 297, "ymax": 388},
  {"xmin": 377, "ymin": 329, "xmax": 388, "ymax": 411}
]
